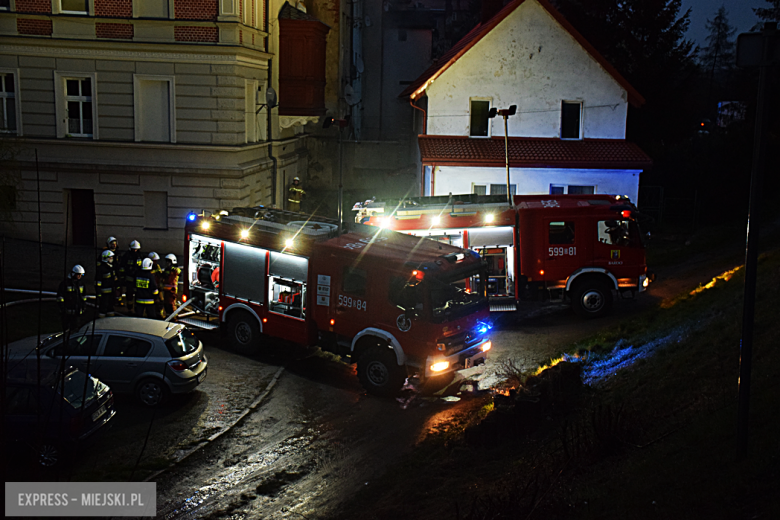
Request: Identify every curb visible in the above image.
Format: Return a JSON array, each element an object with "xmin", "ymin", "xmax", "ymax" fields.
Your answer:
[{"xmin": 143, "ymin": 365, "xmax": 286, "ymax": 483}]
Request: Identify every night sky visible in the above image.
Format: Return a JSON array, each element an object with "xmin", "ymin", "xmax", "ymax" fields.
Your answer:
[{"xmin": 682, "ymin": 0, "xmax": 764, "ymax": 47}]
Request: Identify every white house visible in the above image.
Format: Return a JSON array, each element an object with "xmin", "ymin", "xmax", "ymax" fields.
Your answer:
[{"xmin": 401, "ymin": 0, "xmax": 652, "ymax": 203}]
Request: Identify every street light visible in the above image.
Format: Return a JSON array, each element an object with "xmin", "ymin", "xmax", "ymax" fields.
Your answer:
[
  {"xmin": 323, "ymin": 115, "xmax": 351, "ymax": 230},
  {"xmin": 488, "ymin": 105, "xmax": 517, "ymax": 205}
]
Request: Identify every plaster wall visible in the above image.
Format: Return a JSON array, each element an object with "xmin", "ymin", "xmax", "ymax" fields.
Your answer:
[
  {"xmin": 425, "ymin": 0, "xmax": 628, "ymax": 139},
  {"xmin": 429, "ymin": 165, "xmax": 641, "ymax": 203}
]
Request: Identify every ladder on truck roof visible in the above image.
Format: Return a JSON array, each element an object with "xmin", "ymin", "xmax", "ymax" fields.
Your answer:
[{"xmin": 218, "ymin": 209, "xmax": 340, "ymax": 243}]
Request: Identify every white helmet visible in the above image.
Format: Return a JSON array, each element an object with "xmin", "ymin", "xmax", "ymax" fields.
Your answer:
[
  {"xmin": 165, "ymin": 254, "xmax": 177, "ymax": 265},
  {"xmin": 141, "ymin": 258, "xmax": 153, "ymax": 270},
  {"xmin": 101, "ymin": 250, "xmax": 114, "ymax": 262},
  {"xmin": 130, "ymin": 240, "xmax": 141, "ymax": 250},
  {"xmin": 72, "ymin": 265, "xmax": 85, "ymax": 275},
  {"xmin": 293, "ymin": 176, "xmax": 300, "ymax": 182},
  {"xmin": 106, "ymin": 236, "xmax": 117, "ymax": 247},
  {"xmin": 148, "ymin": 252, "xmax": 160, "ymax": 261}
]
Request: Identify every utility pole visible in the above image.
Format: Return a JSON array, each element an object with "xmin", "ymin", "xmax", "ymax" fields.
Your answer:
[
  {"xmin": 734, "ymin": 22, "xmax": 779, "ymax": 458},
  {"xmin": 323, "ymin": 116, "xmax": 351, "ymax": 230},
  {"xmin": 488, "ymin": 105, "xmax": 516, "ymax": 205}
]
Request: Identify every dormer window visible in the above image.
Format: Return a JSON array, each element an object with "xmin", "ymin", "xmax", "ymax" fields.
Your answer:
[
  {"xmin": 561, "ymin": 101, "xmax": 582, "ymax": 139},
  {"xmin": 469, "ymin": 99, "xmax": 491, "ymax": 137}
]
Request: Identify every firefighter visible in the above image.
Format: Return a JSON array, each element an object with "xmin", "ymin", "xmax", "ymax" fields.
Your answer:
[
  {"xmin": 148, "ymin": 252, "xmax": 165, "ymax": 318},
  {"xmin": 119, "ymin": 240, "xmax": 143, "ymax": 313},
  {"xmin": 287, "ymin": 176, "xmax": 305, "ymax": 212},
  {"xmin": 134, "ymin": 258, "xmax": 160, "ymax": 319},
  {"xmin": 103, "ymin": 236, "xmax": 120, "ymax": 305},
  {"xmin": 104, "ymin": 236, "xmax": 118, "ymax": 255},
  {"xmin": 161, "ymin": 254, "xmax": 182, "ymax": 317},
  {"xmin": 95, "ymin": 250, "xmax": 117, "ymax": 318},
  {"xmin": 57, "ymin": 265, "xmax": 86, "ymax": 332}
]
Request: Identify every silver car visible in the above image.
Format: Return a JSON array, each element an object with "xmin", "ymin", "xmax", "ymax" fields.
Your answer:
[{"xmin": 7, "ymin": 318, "xmax": 207, "ymax": 407}]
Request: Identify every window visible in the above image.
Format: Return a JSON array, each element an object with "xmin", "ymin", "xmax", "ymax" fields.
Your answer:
[
  {"xmin": 144, "ymin": 191, "xmax": 168, "ymax": 230},
  {"xmin": 490, "ymin": 184, "xmax": 516, "ymax": 196},
  {"xmin": 549, "ymin": 221, "xmax": 575, "ymax": 245},
  {"xmin": 134, "ymin": 75, "xmax": 175, "ymax": 143},
  {"xmin": 342, "ymin": 267, "xmax": 367, "ymax": 295},
  {"xmin": 598, "ymin": 220, "xmax": 633, "ymax": 246},
  {"xmin": 561, "ymin": 101, "xmax": 582, "ymax": 139},
  {"xmin": 0, "ymin": 185, "xmax": 16, "ymax": 210},
  {"xmin": 549, "ymin": 184, "xmax": 594, "ymax": 195},
  {"xmin": 65, "ymin": 78, "xmax": 93, "ymax": 137},
  {"xmin": 0, "ymin": 72, "xmax": 17, "ymax": 134},
  {"xmin": 472, "ymin": 185, "xmax": 486, "ymax": 196},
  {"xmin": 103, "ymin": 336, "xmax": 152, "ymax": 358},
  {"xmin": 245, "ymin": 80, "xmax": 258, "ymax": 143},
  {"xmin": 0, "ymin": 0, "xmax": 10, "ymax": 11},
  {"xmin": 49, "ymin": 335, "xmax": 102, "ymax": 358},
  {"xmin": 61, "ymin": 0, "xmax": 88, "ymax": 13},
  {"xmin": 469, "ymin": 99, "xmax": 490, "ymax": 137}
]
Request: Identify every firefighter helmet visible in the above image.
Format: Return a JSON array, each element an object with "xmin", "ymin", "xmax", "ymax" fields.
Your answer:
[
  {"xmin": 106, "ymin": 236, "xmax": 117, "ymax": 247},
  {"xmin": 293, "ymin": 176, "xmax": 300, "ymax": 182},
  {"xmin": 148, "ymin": 252, "xmax": 160, "ymax": 261},
  {"xmin": 141, "ymin": 258, "xmax": 153, "ymax": 270},
  {"xmin": 72, "ymin": 265, "xmax": 85, "ymax": 275},
  {"xmin": 130, "ymin": 240, "xmax": 141, "ymax": 250},
  {"xmin": 165, "ymin": 254, "xmax": 177, "ymax": 265},
  {"xmin": 101, "ymin": 250, "xmax": 114, "ymax": 263}
]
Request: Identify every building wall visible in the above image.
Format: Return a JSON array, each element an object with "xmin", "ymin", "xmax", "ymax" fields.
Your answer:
[
  {"xmin": 428, "ymin": 165, "xmax": 641, "ymax": 203},
  {"xmin": 425, "ymin": 0, "xmax": 629, "ymax": 139}
]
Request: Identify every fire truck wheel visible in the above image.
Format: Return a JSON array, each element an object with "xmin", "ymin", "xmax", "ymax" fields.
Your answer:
[
  {"xmin": 228, "ymin": 311, "xmax": 260, "ymax": 350},
  {"xmin": 357, "ymin": 346, "xmax": 406, "ymax": 397},
  {"xmin": 571, "ymin": 279, "xmax": 613, "ymax": 318}
]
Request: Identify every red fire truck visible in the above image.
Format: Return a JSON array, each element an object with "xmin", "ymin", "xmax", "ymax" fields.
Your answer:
[
  {"xmin": 179, "ymin": 207, "xmax": 492, "ymax": 396},
  {"xmin": 353, "ymin": 194, "xmax": 653, "ymax": 318}
]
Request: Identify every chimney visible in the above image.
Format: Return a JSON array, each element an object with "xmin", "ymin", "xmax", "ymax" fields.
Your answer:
[{"xmin": 481, "ymin": 0, "xmax": 504, "ymax": 24}]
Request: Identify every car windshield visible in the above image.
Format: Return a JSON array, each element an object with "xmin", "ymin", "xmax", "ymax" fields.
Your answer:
[
  {"xmin": 58, "ymin": 370, "xmax": 106, "ymax": 409},
  {"xmin": 165, "ymin": 328, "xmax": 199, "ymax": 357},
  {"xmin": 425, "ymin": 265, "xmax": 487, "ymax": 322}
]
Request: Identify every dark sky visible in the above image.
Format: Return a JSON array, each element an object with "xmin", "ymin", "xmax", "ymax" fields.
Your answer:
[{"xmin": 682, "ymin": 0, "xmax": 764, "ymax": 48}]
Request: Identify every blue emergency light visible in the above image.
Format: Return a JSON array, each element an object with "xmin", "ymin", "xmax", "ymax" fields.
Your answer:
[{"xmin": 187, "ymin": 212, "xmax": 197, "ymax": 222}]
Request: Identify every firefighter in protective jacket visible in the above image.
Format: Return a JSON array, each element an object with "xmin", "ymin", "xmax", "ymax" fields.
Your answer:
[
  {"xmin": 95, "ymin": 250, "xmax": 117, "ymax": 318},
  {"xmin": 58, "ymin": 265, "xmax": 86, "ymax": 331},
  {"xmin": 135, "ymin": 258, "xmax": 159, "ymax": 319},
  {"xmin": 161, "ymin": 254, "xmax": 181, "ymax": 316},
  {"xmin": 119, "ymin": 240, "xmax": 143, "ymax": 312},
  {"xmin": 288, "ymin": 176, "xmax": 305, "ymax": 212}
]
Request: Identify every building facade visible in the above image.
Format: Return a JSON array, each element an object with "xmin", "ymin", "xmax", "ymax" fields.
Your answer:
[
  {"xmin": 0, "ymin": 0, "xmax": 323, "ymax": 252},
  {"xmin": 401, "ymin": 0, "xmax": 652, "ymax": 203}
]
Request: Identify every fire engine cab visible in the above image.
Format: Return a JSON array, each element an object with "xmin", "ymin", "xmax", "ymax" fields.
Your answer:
[
  {"xmin": 354, "ymin": 194, "xmax": 653, "ymax": 318},
  {"xmin": 180, "ymin": 207, "xmax": 492, "ymax": 396}
]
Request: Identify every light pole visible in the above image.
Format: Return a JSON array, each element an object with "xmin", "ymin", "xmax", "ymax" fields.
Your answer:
[
  {"xmin": 488, "ymin": 105, "xmax": 517, "ymax": 206},
  {"xmin": 323, "ymin": 116, "xmax": 351, "ymax": 230}
]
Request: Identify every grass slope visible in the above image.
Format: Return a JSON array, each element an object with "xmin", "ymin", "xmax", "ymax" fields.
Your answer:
[{"xmin": 332, "ymin": 233, "xmax": 780, "ymax": 520}]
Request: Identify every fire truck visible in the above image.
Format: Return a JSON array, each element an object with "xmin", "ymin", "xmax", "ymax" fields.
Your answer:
[
  {"xmin": 353, "ymin": 194, "xmax": 653, "ymax": 318},
  {"xmin": 179, "ymin": 207, "xmax": 492, "ymax": 396}
]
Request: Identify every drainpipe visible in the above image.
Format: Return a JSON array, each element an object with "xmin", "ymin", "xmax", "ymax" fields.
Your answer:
[
  {"xmin": 410, "ymin": 97, "xmax": 426, "ymax": 135},
  {"xmin": 267, "ymin": 58, "xmax": 278, "ymax": 207}
]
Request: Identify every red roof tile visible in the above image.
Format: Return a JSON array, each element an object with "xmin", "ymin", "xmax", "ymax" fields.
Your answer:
[
  {"xmin": 400, "ymin": 0, "xmax": 644, "ymax": 107},
  {"xmin": 418, "ymin": 135, "xmax": 652, "ymax": 169}
]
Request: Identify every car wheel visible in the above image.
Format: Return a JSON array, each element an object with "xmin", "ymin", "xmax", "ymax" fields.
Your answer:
[
  {"xmin": 571, "ymin": 279, "xmax": 613, "ymax": 318},
  {"xmin": 357, "ymin": 346, "xmax": 406, "ymax": 397},
  {"xmin": 228, "ymin": 311, "xmax": 260, "ymax": 351},
  {"xmin": 36, "ymin": 442, "xmax": 61, "ymax": 468},
  {"xmin": 136, "ymin": 378, "xmax": 167, "ymax": 407}
]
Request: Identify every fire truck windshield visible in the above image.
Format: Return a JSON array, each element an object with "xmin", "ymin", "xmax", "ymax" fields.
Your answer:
[{"xmin": 428, "ymin": 267, "xmax": 487, "ymax": 322}]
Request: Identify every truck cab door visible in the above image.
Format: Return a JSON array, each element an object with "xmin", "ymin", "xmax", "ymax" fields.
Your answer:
[
  {"xmin": 541, "ymin": 220, "xmax": 586, "ymax": 282},
  {"xmin": 593, "ymin": 219, "xmax": 643, "ymax": 277}
]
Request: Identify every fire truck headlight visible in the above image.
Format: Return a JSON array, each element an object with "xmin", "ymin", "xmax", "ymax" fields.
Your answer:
[
  {"xmin": 643, "ymin": 277, "xmax": 650, "ymax": 288},
  {"xmin": 380, "ymin": 217, "xmax": 390, "ymax": 228},
  {"xmin": 432, "ymin": 216, "xmax": 441, "ymax": 226},
  {"xmin": 285, "ymin": 238, "xmax": 294, "ymax": 248},
  {"xmin": 484, "ymin": 214, "xmax": 495, "ymax": 224},
  {"xmin": 240, "ymin": 229, "xmax": 249, "ymax": 239},
  {"xmin": 481, "ymin": 341, "xmax": 492, "ymax": 352},
  {"xmin": 201, "ymin": 221, "xmax": 210, "ymax": 231},
  {"xmin": 430, "ymin": 361, "xmax": 450, "ymax": 373}
]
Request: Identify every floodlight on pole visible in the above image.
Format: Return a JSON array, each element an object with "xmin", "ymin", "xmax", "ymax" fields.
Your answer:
[
  {"xmin": 488, "ymin": 105, "xmax": 517, "ymax": 205},
  {"xmin": 323, "ymin": 115, "xmax": 351, "ymax": 230}
]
